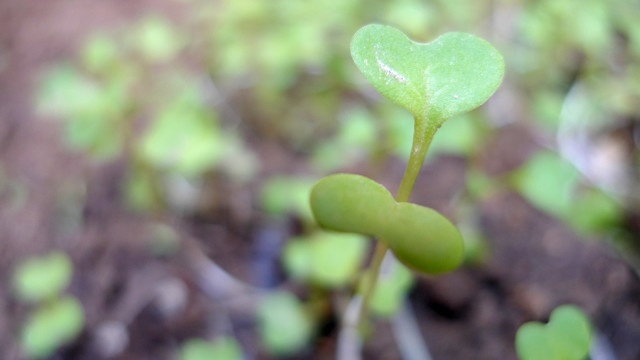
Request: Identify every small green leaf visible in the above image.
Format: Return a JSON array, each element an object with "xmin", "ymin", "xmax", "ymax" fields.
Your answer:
[
  {"xmin": 13, "ymin": 252, "xmax": 73, "ymax": 303},
  {"xmin": 180, "ymin": 338, "xmax": 243, "ymax": 360},
  {"xmin": 138, "ymin": 93, "xmax": 226, "ymax": 177},
  {"xmin": 351, "ymin": 24, "xmax": 504, "ymax": 124},
  {"xmin": 283, "ymin": 232, "xmax": 368, "ymax": 287},
  {"xmin": 261, "ymin": 177, "xmax": 316, "ymax": 221},
  {"xmin": 516, "ymin": 323, "xmax": 556, "ymax": 360},
  {"xmin": 131, "ymin": 16, "xmax": 183, "ymax": 63},
  {"xmin": 370, "ymin": 260, "xmax": 414, "ymax": 317},
  {"xmin": 516, "ymin": 305, "xmax": 592, "ymax": 360},
  {"xmin": 82, "ymin": 34, "xmax": 120, "ymax": 74},
  {"xmin": 258, "ymin": 291, "xmax": 312, "ymax": 356},
  {"xmin": 37, "ymin": 66, "xmax": 106, "ymax": 118},
  {"xmin": 547, "ymin": 306, "xmax": 592, "ymax": 360},
  {"xmin": 566, "ymin": 188, "xmax": 622, "ymax": 233},
  {"xmin": 21, "ymin": 296, "xmax": 85, "ymax": 359},
  {"xmin": 511, "ymin": 151, "xmax": 581, "ymax": 219}
]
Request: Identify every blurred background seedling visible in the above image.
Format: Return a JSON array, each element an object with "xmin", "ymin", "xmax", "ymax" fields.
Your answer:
[
  {"xmin": 516, "ymin": 305, "xmax": 592, "ymax": 360},
  {"xmin": 12, "ymin": 252, "xmax": 85, "ymax": 359}
]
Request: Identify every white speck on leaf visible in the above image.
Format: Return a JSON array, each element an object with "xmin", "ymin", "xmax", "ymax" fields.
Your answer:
[{"xmin": 377, "ymin": 59, "xmax": 407, "ymax": 83}]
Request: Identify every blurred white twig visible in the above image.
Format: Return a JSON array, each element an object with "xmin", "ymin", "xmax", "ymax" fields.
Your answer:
[{"xmin": 391, "ymin": 301, "xmax": 433, "ymax": 360}]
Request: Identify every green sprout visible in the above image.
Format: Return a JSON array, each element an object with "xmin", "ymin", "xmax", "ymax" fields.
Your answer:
[{"xmin": 309, "ymin": 23, "xmax": 504, "ymax": 332}]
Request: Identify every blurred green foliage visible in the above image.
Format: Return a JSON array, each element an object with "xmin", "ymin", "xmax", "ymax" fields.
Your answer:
[
  {"xmin": 511, "ymin": 151, "xmax": 623, "ymax": 234},
  {"xmin": 13, "ymin": 252, "xmax": 85, "ymax": 359},
  {"xmin": 369, "ymin": 258, "xmax": 414, "ymax": 317},
  {"xmin": 31, "ymin": 0, "xmax": 640, "ymax": 357},
  {"xmin": 283, "ymin": 232, "xmax": 368, "ymax": 287},
  {"xmin": 21, "ymin": 296, "xmax": 85, "ymax": 359},
  {"xmin": 180, "ymin": 337, "xmax": 244, "ymax": 360},
  {"xmin": 516, "ymin": 305, "xmax": 592, "ymax": 360},
  {"xmin": 258, "ymin": 291, "xmax": 313, "ymax": 356},
  {"xmin": 13, "ymin": 251, "xmax": 73, "ymax": 303}
]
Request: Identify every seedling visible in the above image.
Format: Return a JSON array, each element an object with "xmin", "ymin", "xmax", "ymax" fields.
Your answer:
[
  {"xmin": 309, "ymin": 23, "xmax": 504, "ymax": 332},
  {"xmin": 516, "ymin": 305, "xmax": 592, "ymax": 360},
  {"xmin": 12, "ymin": 252, "xmax": 85, "ymax": 359}
]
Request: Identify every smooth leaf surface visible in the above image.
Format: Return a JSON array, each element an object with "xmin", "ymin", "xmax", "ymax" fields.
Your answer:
[
  {"xmin": 384, "ymin": 202, "xmax": 464, "ymax": 274},
  {"xmin": 351, "ymin": 24, "xmax": 504, "ymax": 123},
  {"xmin": 310, "ymin": 174, "xmax": 393, "ymax": 236},
  {"xmin": 310, "ymin": 174, "xmax": 464, "ymax": 274}
]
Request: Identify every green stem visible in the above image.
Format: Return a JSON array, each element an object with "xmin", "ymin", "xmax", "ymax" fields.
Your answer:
[
  {"xmin": 358, "ymin": 241, "xmax": 388, "ymax": 325},
  {"xmin": 357, "ymin": 116, "xmax": 439, "ymax": 326},
  {"xmin": 396, "ymin": 117, "xmax": 439, "ymax": 203}
]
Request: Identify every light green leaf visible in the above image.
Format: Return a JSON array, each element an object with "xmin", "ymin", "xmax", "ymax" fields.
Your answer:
[
  {"xmin": 283, "ymin": 232, "xmax": 368, "ymax": 287},
  {"xmin": 261, "ymin": 177, "xmax": 315, "ymax": 221},
  {"xmin": 516, "ymin": 305, "xmax": 592, "ymax": 360},
  {"xmin": 370, "ymin": 260, "xmax": 414, "ymax": 317},
  {"xmin": 511, "ymin": 151, "xmax": 581, "ymax": 219},
  {"xmin": 131, "ymin": 16, "xmax": 183, "ymax": 63},
  {"xmin": 566, "ymin": 188, "xmax": 622, "ymax": 234},
  {"xmin": 258, "ymin": 291, "xmax": 312, "ymax": 356},
  {"xmin": 82, "ymin": 34, "xmax": 120, "ymax": 73},
  {"xmin": 37, "ymin": 66, "xmax": 106, "ymax": 118},
  {"xmin": 21, "ymin": 296, "xmax": 85, "ymax": 359},
  {"xmin": 180, "ymin": 338, "xmax": 243, "ymax": 360},
  {"xmin": 516, "ymin": 323, "xmax": 556, "ymax": 360},
  {"xmin": 351, "ymin": 24, "xmax": 504, "ymax": 124},
  {"xmin": 138, "ymin": 95, "xmax": 226, "ymax": 177},
  {"xmin": 13, "ymin": 252, "xmax": 73, "ymax": 303}
]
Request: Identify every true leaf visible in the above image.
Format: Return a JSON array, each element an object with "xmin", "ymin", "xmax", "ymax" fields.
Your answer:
[{"xmin": 351, "ymin": 24, "xmax": 504, "ymax": 124}]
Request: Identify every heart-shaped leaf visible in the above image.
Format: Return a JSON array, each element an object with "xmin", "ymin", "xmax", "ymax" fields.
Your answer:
[
  {"xmin": 351, "ymin": 24, "xmax": 504, "ymax": 124},
  {"xmin": 516, "ymin": 305, "xmax": 592, "ymax": 360}
]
